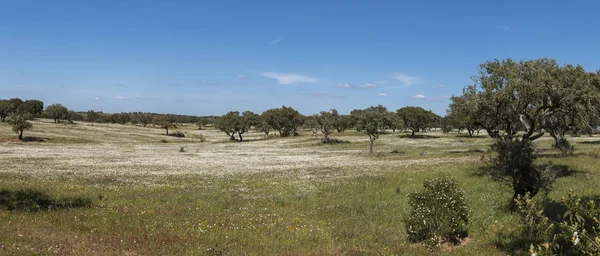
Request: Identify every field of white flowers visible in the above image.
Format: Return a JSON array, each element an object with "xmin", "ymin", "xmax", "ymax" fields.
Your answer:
[{"xmin": 0, "ymin": 119, "xmax": 599, "ymax": 255}]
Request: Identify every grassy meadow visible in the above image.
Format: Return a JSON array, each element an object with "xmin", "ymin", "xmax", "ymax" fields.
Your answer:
[{"xmin": 0, "ymin": 119, "xmax": 599, "ymax": 255}]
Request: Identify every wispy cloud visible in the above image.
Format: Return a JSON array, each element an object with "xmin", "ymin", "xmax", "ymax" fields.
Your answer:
[
  {"xmin": 237, "ymin": 74, "xmax": 247, "ymax": 80},
  {"xmin": 335, "ymin": 83, "xmax": 377, "ymax": 89},
  {"xmin": 269, "ymin": 38, "xmax": 282, "ymax": 45},
  {"xmin": 393, "ymin": 73, "xmax": 418, "ymax": 87},
  {"xmin": 502, "ymin": 25, "xmax": 511, "ymax": 31},
  {"xmin": 378, "ymin": 93, "xmax": 387, "ymax": 97},
  {"xmin": 94, "ymin": 97, "xmax": 101, "ymax": 100},
  {"xmin": 260, "ymin": 72, "xmax": 317, "ymax": 85},
  {"xmin": 115, "ymin": 96, "xmax": 126, "ymax": 100},
  {"xmin": 311, "ymin": 91, "xmax": 344, "ymax": 99},
  {"xmin": 114, "ymin": 83, "xmax": 126, "ymax": 87},
  {"xmin": 436, "ymin": 84, "xmax": 446, "ymax": 88},
  {"xmin": 413, "ymin": 94, "xmax": 444, "ymax": 102}
]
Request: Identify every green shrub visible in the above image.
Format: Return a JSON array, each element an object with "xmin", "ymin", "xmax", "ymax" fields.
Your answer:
[
  {"xmin": 168, "ymin": 131, "xmax": 185, "ymax": 137},
  {"xmin": 485, "ymin": 139, "xmax": 549, "ymax": 202},
  {"xmin": 524, "ymin": 191, "xmax": 600, "ymax": 256},
  {"xmin": 405, "ymin": 177, "xmax": 469, "ymax": 250}
]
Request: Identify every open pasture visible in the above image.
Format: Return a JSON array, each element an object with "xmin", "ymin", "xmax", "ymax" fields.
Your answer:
[{"xmin": 0, "ymin": 119, "xmax": 599, "ymax": 255}]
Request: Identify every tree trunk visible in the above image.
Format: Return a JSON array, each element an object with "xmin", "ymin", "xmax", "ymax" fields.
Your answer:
[
  {"xmin": 238, "ymin": 133, "xmax": 243, "ymax": 142},
  {"xmin": 18, "ymin": 129, "xmax": 23, "ymax": 140},
  {"xmin": 411, "ymin": 130, "xmax": 415, "ymax": 138},
  {"xmin": 165, "ymin": 127, "xmax": 169, "ymax": 135},
  {"xmin": 468, "ymin": 129, "xmax": 473, "ymax": 138},
  {"xmin": 369, "ymin": 139, "xmax": 374, "ymax": 154}
]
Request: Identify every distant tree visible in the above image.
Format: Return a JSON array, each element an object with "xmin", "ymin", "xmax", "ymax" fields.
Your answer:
[
  {"xmin": 426, "ymin": 111, "xmax": 442, "ymax": 131},
  {"xmin": 305, "ymin": 115, "xmax": 320, "ymax": 139},
  {"xmin": 45, "ymin": 104, "xmax": 69, "ymax": 123},
  {"xmin": 153, "ymin": 115, "xmax": 176, "ymax": 135},
  {"xmin": 8, "ymin": 98, "xmax": 23, "ymax": 113},
  {"xmin": 262, "ymin": 106, "xmax": 304, "ymax": 137},
  {"xmin": 110, "ymin": 112, "xmax": 130, "ymax": 124},
  {"xmin": 67, "ymin": 110, "xmax": 84, "ymax": 122},
  {"xmin": 440, "ymin": 116, "xmax": 452, "ymax": 133},
  {"xmin": 215, "ymin": 111, "xmax": 258, "ymax": 141},
  {"xmin": 85, "ymin": 110, "xmax": 100, "ymax": 122},
  {"xmin": 8, "ymin": 113, "xmax": 33, "ymax": 140},
  {"xmin": 351, "ymin": 105, "xmax": 389, "ymax": 153},
  {"xmin": 215, "ymin": 111, "xmax": 239, "ymax": 140},
  {"xmin": 387, "ymin": 112, "xmax": 403, "ymax": 132},
  {"xmin": 256, "ymin": 115, "xmax": 272, "ymax": 138},
  {"xmin": 17, "ymin": 100, "xmax": 44, "ymax": 117},
  {"xmin": 0, "ymin": 100, "xmax": 11, "ymax": 122},
  {"xmin": 135, "ymin": 113, "xmax": 152, "ymax": 127},
  {"xmin": 239, "ymin": 111, "xmax": 259, "ymax": 141},
  {"xmin": 397, "ymin": 106, "xmax": 432, "ymax": 138},
  {"xmin": 333, "ymin": 115, "xmax": 351, "ymax": 132},
  {"xmin": 316, "ymin": 109, "xmax": 338, "ymax": 141},
  {"xmin": 448, "ymin": 94, "xmax": 478, "ymax": 137}
]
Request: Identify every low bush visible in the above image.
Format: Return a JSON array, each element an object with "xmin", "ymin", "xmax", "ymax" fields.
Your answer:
[
  {"xmin": 405, "ymin": 177, "xmax": 469, "ymax": 250},
  {"xmin": 519, "ymin": 191, "xmax": 600, "ymax": 256}
]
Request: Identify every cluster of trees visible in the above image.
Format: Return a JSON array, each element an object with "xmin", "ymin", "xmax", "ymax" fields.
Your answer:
[
  {"xmin": 213, "ymin": 104, "xmax": 442, "ymax": 153},
  {"xmin": 0, "ymin": 98, "xmax": 44, "ymax": 140},
  {"xmin": 82, "ymin": 110, "xmax": 212, "ymax": 126},
  {"xmin": 446, "ymin": 58, "xmax": 600, "ymax": 202}
]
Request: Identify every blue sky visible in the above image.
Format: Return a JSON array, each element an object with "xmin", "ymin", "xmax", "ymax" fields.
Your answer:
[{"xmin": 1, "ymin": 0, "xmax": 600, "ymax": 116}]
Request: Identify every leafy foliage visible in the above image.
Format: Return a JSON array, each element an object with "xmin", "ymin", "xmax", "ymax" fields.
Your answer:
[
  {"xmin": 405, "ymin": 177, "xmax": 469, "ymax": 250},
  {"xmin": 45, "ymin": 103, "xmax": 69, "ymax": 123},
  {"xmin": 215, "ymin": 111, "xmax": 258, "ymax": 141},
  {"xmin": 8, "ymin": 113, "xmax": 33, "ymax": 140},
  {"xmin": 518, "ymin": 192, "xmax": 600, "ymax": 256},
  {"xmin": 261, "ymin": 106, "xmax": 304, "ymax": 137},
  {"xmin": 351, "ymin": 105, "xmax": 389, "ymax": 153},
  {"xmin": 397, "ymin": 106, "xmax": 434, "ymax": 137}
]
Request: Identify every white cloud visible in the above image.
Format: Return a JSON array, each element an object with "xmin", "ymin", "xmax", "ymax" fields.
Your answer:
[
  {"xmin": 393, "ymin": 73, "xmax": 418, "ymax": 86},
  {"xmin": 436, "ymin": 84, "xmax": 445, "ymax": 88},
  {"xmin": 269, "ymin": 38, "xmax": 282, "ymax": 45},
  {"xmin": 260, "ymin": 72, "xmax": 317, "ymax": 85},
  {"xmin": 502, "ymin": 25, "xmax": 511, "ymax": 31},
  {"xmin": 413, "ymin": 94, "xmax": 444, "ymax": 102},
  {"xmin": 115, "ymin": 96, "xmax": 125, "ymax": 100},
  {"xmin": 336, "ymin": 83, "xmax": 377, "ymax": 89},
  {"xmin": 237, "ymin": 74, "xmax": 247, "ymax": 79},
  {"xmin": 94, "ymin": 97, "xmax": 101, "ymax": 100},
  {"xmin": 378, "ymin": 93, "xmax": 387, "ymax": 97},
  {"xmin": 357, "ymin": 83, "xmax": 377, "ymax": 88}
]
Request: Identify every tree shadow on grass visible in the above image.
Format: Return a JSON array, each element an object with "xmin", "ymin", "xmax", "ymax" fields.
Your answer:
[
  {"xmin": 579, "ymin": 141, "xmax": 600, "ymax": 145},
  {"xmin": 0, "ymin": 189, "xmax": 92, "ymax": 212},
  {"xmin": 455, "ymin": 134, "xmax": 488, "ymax": 139},
  {"xmin": 397, "ymin": 134, "xmax": 440, "ymax": 139},
  {"xmin": 22, "ymin": 136, "xmax": 49, "ymax": 142}
]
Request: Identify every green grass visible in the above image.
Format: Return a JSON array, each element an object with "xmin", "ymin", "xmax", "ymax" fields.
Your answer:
[{"xmin": 0, "ymin": 120, "xmax": 599, "ymax": 255}]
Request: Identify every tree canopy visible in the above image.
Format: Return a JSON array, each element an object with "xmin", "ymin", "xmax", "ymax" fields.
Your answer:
[{"xmin": 351, "ymin": 105, "xmax": 390, "ymax": 153}]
